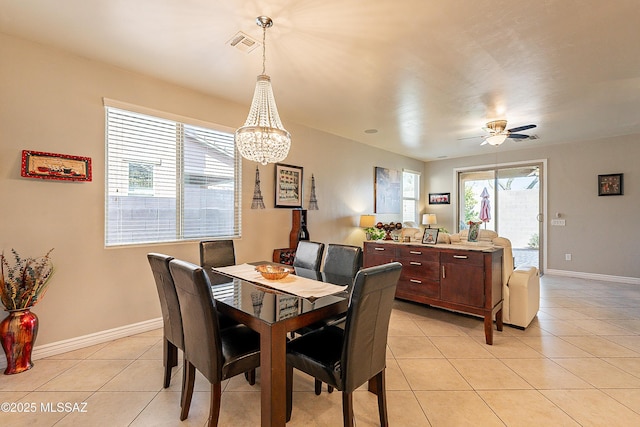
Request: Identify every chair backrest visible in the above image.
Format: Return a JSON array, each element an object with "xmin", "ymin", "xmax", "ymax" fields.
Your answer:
[
  {"xmin": 292, "ymin": 241, "xmax": 325, "ymax": 271},
  {"xmin": 147, "ymin": 253, "xmax": 183, "ymax": 349},
  {"xmin": 492, "ymin": 236, "xmax": 515, "ymax": 286},
  {"xmin": 322, "ymin": 244, "xmax": 363, "ymax": 278},
  {"xmin": 169, "ymin": 259, "xmax": 223, "ymax": 384},
  {"xmin": 200, "ymin": 240, "xmax": 236, "ymax": 285},
  {"xmin": 341, "ymin": 262, "xmax": 402, "ymax": 392}
]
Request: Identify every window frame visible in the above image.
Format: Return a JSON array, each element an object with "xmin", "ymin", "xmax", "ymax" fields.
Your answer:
[
  {"xmin": 103, "ymin": 98, "xmax": 241, "ymax": 247},
  {"xmin": 402, "ymin": 169, "xmax": 421, "ymax": 224}
]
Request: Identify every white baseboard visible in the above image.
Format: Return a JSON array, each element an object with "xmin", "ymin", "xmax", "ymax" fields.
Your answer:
[
  {"xmin": 0, "ymin": 317, "xmax": 163, "ymax": 370},
  {"xmin": 545, "ymin": 269, "xmax": 640, "ymax": 285}
]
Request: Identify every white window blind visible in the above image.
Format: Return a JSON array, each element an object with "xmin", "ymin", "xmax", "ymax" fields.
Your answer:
[
  {"xmin": 105, "ymin": 103, "xmax": 241, "ymax": 246},
  {"xmin": 402, "ymin": 169, "xmax": 421, "ymax": 224}
]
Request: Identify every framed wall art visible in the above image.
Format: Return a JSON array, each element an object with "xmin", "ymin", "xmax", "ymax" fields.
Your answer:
[
  {"xmin": 21, "ymin": 150, "xmax": 92, "ymax": 182},
  {"xmin": 598, "ymin": 173, "xmax": 623, "ymax": 196},
  {"xmin": 429, "ymin": 192, "xmax": 450, "ymax": 205},
  {"xmin": 374, "ymin": 167, "xmax": 402, "ymax": 214},
  {"xmin": 275, "ymin": 163, "xmax": 303, "ymax": 208}
]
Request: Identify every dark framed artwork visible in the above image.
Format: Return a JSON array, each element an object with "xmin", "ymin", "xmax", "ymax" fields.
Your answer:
[
  {"xmin": 429, "ymin": 192, "xmax": 450, "ymax": 205},
  {"xmin": 374, "ymin": 167, "xmax": 402, "ymax": 214},
  {"xmin": 422, "ymin": 228, "xmax": 439, "ymax": 245},
  {"xmin": 598, "ymin": 173, "xmax": 623, "ymax": 196},
  {"xmin": 275, "ymin": 163, "xmax": 303, "ymax": 208},
  {"xmin": 21, "ymin": 150, "xmax": 92, "ymax": 182}
]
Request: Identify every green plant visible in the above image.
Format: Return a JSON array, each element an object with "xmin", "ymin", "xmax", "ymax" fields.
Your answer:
[
  {"xmin": 527, "ymin": 233, "xmax": 539, "ymax": 249},
  {"xmin": 364, "ymin": 227, "xmax": 385, "ymax": 240},
  {"xmin": 464, "ymin": 185, "xmax": 479, "ymax": 224},
  {"xmin": 0, "ymin": 249, "xmax": 54, "ymax": 310}
]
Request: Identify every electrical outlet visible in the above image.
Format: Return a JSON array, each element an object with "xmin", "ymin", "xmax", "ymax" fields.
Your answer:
[
  {"xmin": 552, "ymin": 219, "xmax": 566, "ymax": 226},
  {"xmin": 565, "ymin": 254, "xmax": 572, "ymax": 261}
]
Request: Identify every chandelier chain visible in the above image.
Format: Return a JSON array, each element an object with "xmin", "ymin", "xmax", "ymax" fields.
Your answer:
[{"xmin": 261, "ymin": 24, "xmax": 266, "ymax": 75}]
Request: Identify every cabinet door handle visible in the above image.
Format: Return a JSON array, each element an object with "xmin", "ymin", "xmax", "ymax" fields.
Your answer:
[
  {"xmin": 409, "ymin": 261, "xmax": 422, "ymax": 266},
  {"xmin": 409, "ymin": 251, "xmax": 422, "ymax": 255},
  {"xmin": 374, "ymin": 247, "xmax": 385, "ymax": 251},
  {"xmin": 442, "ymin": 265, "xmax": 446, "ymax": 279},
  {"xmin": 453, "ymin": 255, "xmax": 468, "ymax": 259},
  {"xmin": 410, "ymin": 279, "xmax": 422, "ymax": 284}
]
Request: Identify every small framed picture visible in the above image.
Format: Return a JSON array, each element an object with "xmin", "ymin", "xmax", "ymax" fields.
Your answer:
[
  {"xmin": 275, "ymin": 163, "xmax": 303, "ymax": 208},
  {"xmin": 422, "ymin": 228, "xmax": 439, "ymax": 244},
  {"xmin": 467, "ymin": 222, "xmax": 481, "ymax": 242},
  {"xmin": 598, "ymin": 173, "xmax": 623, "ymax": 196},
  {"xmin": 429, "ymin": 192, "xmax": 450, "ymax": 204},
  {"xmin": 21, "ymin": 150, "xmax": 92, "ymax": 182}
]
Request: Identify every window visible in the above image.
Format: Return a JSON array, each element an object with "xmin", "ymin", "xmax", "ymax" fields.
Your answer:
[
  {"xmin": 104, "ymin": 100, "xmax": 241, "ymax": 246},
  {"xmin": 128, "ymin": 163, "xmax": 154, "ymax": 195},
  {"xmin": 402, "ymin": 169, "xmax": 420, "ymax": 223}
]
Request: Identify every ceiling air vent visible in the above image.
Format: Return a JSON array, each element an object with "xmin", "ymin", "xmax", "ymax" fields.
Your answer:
[{"xmin": 227, "ymin": 31, "xmax": 259, "ymax": 53}]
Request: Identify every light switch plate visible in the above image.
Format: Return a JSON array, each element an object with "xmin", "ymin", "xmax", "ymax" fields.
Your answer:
[{"xmin": 551, "ymin": 219, "xmax": 566, "ymax": 226}]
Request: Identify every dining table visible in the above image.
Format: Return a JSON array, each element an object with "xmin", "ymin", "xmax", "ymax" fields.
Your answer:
[{"xmin": 209, "ymin": 263, "xmax": 352, "ymax": 427}]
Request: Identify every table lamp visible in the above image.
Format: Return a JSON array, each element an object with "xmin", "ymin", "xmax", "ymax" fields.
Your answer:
[
  {"xmin": 359, "ymin": 215, "xmax": 376, "ymax": 240},
  {"xmin": 359, "ymin": 215, "xmax": 376, "ymax": 228},
  {"xmin": 422, "ymin": 214, "xmax": 437, "ymax": 229}
]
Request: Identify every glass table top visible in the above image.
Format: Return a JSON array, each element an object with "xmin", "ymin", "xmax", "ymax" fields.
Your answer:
[{"xmin": 209, "ymin": 267, "xmax": 352, "ymax": 325}]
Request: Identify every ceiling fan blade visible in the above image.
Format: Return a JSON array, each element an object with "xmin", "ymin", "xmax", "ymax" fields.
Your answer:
[
  {"xmin": 457, "ymin": 135, "xmax": 485, "ymax": 140},
  {"xmin": 508, "ymin": 133, "xmax": 530, "ymax": 139},
  {"xmin": 507, "ymin": 124, "xmax": 536, "ymax": 133}
]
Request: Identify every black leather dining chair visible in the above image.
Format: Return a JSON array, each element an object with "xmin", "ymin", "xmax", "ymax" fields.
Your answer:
[
  {"xmin": 200, "ymin": 239, "xmax": 236, "ymax": 285},
  {"xmin": 147, "ymin": 253, "xmax": 184, "ymax": 390},
  {"xmin": 310, "ymin": 243, "xmax": 363, "ymax": 394},
  {"xmin": 169, "ymin": 259, "xmax": 261, "ymax": 427},
  {"xmin": 292, "ymin": 241, "xmax": 325, "ymax": 271},
  {"xmin": 322, "ymin": 243, "xmax": 363, "ymax": 279},
  {"xmin": 285, "ymin": 262, "xmax": 402, "ymax": 427},
  {"xmin": 200, "ymin": 239, "xmax": 247, "ymax": 331}
]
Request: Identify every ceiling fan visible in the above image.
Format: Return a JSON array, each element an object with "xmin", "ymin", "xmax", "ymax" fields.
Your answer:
[{"xmin": 480, "ymin": 120, "xmax": 537, "ymax": 146}]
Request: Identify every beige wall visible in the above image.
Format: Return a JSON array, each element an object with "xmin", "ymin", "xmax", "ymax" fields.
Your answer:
[
  {"xmin": 425, "ymin": 136, "xmax": 639, "ymax": 279},
  {"xmin": 0, "ymin": 33, "xmax": 424, "ymax": 345}
]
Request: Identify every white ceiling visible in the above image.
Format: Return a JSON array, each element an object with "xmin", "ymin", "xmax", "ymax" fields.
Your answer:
[{"xmin": 2, "ymin": 0, "xmax": 639, "ymax": 161}]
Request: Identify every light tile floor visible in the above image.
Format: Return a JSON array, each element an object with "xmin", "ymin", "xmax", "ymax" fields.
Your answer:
[{"xmin": 1, "ymin": 275, "xmax": 640, "ymax": 426}]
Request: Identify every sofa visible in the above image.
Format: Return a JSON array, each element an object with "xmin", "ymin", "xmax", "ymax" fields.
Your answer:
[{"xmin": 445, "ymin": 229, "xmax": 540, "ymax": 328}]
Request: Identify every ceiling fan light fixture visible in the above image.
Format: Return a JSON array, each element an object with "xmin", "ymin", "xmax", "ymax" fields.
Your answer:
[
  {"xmin": 485, "ymin": 133, "xmax": 508, "ymax": 146},
  {"xmin": 235, "ymin": 16, "xmax": 291, "ymax": 165}
]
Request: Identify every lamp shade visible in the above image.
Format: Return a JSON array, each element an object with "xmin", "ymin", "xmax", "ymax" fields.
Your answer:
[
  {"xmin": 422, "ymin": 214, "xmax": 437, "ymax": 226},
  {"xmin": 359, "ymin": 215, "xmax": 376, "ymax": 228}
]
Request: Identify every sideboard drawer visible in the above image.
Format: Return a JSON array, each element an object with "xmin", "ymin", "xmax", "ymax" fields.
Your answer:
[
  {"xmin": 365, "ymin": 243, "xmax": 394, "ymax": 256},
  {"xmin": 400, "ymin": 262, "xmax": 439, "ymax": 282},
  {"xmin": 440, "ymin": 250, "xmax": 484, "ymax": 266},
  {"xmin": 397, "ymin": 278, "xmax": 440, "ymax": 299},
  {"xmin": 397, "ymin": 246, "xmax": 438, "ymax": 262}
]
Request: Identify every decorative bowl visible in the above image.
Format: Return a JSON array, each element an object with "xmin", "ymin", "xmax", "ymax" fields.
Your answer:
[{"xmin": 255, "ymin": 264, "xmax": 292, "ymax": 280}]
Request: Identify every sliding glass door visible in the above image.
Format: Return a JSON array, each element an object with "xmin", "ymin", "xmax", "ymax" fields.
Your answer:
[{"xmin": 458, "ymin": 162, "xmax": 543, "ymax": 272}]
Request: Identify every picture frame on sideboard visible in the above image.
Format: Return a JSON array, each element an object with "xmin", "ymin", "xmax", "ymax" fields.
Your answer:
[{"xmin": 422, "ymin": 228, "xmax": 439, "ymax": 244}]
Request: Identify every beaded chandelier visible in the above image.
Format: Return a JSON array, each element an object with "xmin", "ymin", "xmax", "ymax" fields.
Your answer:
[{"xmin": 235, "ymin": 16, "xmax": 291, "ymax": 165}]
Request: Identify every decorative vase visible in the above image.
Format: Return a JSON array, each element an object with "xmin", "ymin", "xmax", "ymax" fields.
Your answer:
[{"xmin": 0, "ymin": 308, "xmax": 39, "ymax": 374}]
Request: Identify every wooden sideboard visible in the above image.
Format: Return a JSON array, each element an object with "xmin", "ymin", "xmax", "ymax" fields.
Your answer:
[{"xmin": 364, "ymin": 241, "xmax": 504, "ymax": 344}]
